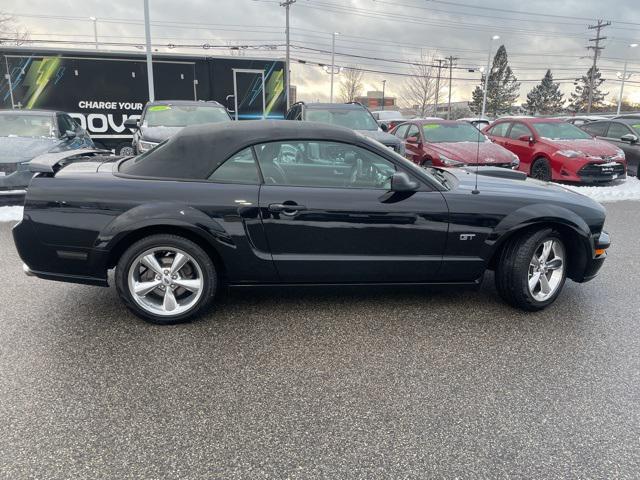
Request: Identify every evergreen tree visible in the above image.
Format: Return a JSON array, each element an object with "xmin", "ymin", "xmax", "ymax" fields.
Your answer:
[
  {"xmin": 524, "ymin": 70, "xmax": 564, "ymax": 115},
  {"xmin": 469, "ymin": 45, "xmax": 520, "ymax": 116},
  {"xmin": 569, "ymin": 66, "xmax": 608, "ymax": 112}
]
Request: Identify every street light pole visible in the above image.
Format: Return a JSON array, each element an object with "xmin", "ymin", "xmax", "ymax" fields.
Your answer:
[
  {"xmin": 617, "ymin": 43, "xmax": 638, "ymax": 115},
  {"xmin": 481, "ymin": 35, "xmax": 499, "ymax": 118},
  {"xmin": 381, "ymin": 80, "xmax": 386, "ymax": 110},
  {"xmin": 281, "ymin": 0, "xmax": 296, "ymax": 110},
  {"xmin": 330, "ymin": 32, "xmax": 338, "ymax": 102},
  {"xmin": 143, "ymin": 0, "xmax": 155, "ymax": 102},
  {"xmin": 89, "ymin": 16, "xmax": 98, "ymax": 49}
]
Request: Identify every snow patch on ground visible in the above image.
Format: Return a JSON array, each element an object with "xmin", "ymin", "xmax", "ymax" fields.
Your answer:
[
  {"xmin": 0, "ymin": 206, "xmax": 23, "ymax": 222},
  {"xmin": 566, "ymin": 176, "xmax": 640, "ymax": 203}
]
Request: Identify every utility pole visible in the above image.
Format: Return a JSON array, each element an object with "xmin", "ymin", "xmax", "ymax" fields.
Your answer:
[
  {"xmin": 433, "ymin": 59, "xmax": 445, "ymax": 117},
  {"xmin": 280, "ymin": 0, "xmax": 296, "ymax": 110},
  {"xmin": 143, "ymin": 0, "xmax": 155, "ymax": 102},
  {"xmin": 586, "ymin": 20, "xmax": 610, "ymax": 114},
  {"xmin": 89, "ymin": 17, "xmax": 98, "ymax": 49},
  {"xmin": 445, "ymin": 56, "xmax": 458, "ymax": 119},
  {"xmin": 481, "ymin": 35, "xmax": 500, "ymax": 118},
  {"xmin": 381, "ymin": 79, "xmax": 386, "ymax": 110},
  {"xmin": 330, "ymin": 32, "xmax": 339, "ymax": 102}
]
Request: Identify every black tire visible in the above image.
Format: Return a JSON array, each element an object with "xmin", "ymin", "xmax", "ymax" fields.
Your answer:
[
  {"xmin": 530, "ymin": 157, "xmax": 552, "ymax": 181},
  {"xmin": 115, "ymin": 234, "xmax": 217, "ymax": 324},
  {"xmin": 117, "ymin": 142, "xmax": 135, "ymax": 156},
  {"xmin": 495, "ymin": 228, "xmax": 567, "ymax": 311}
]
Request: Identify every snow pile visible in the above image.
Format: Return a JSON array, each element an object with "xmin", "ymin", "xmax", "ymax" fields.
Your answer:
[
  {"xmin": 0, "ymin": 206, "xmax": 23, "ymax": 222},
  {"xmin": 566, "ymin": 176, "xmax": 640, "ymax": 203}
]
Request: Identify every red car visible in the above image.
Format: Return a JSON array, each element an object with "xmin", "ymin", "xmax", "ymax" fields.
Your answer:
[
  {"xmin": 483, "ymin": 118, "xmax": 627, "ymax": 183},
  {"xmin": 391, "ymin": 119, "xmax": 519, "ymax": 168}
]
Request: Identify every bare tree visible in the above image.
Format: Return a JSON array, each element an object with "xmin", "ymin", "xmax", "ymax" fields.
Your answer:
[
  {"xmin": 0, "ymin": 13, "xmax": 29, "ymax": 45},
  {"xmin": 401, "ymin": 52, "xmax": 446, "ymax": 117},
  {"xmin": 339, "ymin": 67, "xmax": 364, "ymax": 103}
]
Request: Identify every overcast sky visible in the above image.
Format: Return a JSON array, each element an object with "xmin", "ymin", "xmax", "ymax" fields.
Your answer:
[{"xmin": 4, "ymin": 0, "xmax": 640, "ymax": 106}]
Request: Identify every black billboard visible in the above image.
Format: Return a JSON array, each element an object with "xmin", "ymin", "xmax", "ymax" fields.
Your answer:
[{"xmin": 0, "ymin": 47, "xmax": 286, "ymax": 150}]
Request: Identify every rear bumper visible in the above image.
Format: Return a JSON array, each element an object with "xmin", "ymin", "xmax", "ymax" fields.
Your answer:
[{"xmin": 13, "ymin": 219, "xmax": 109, "ymax": 287}]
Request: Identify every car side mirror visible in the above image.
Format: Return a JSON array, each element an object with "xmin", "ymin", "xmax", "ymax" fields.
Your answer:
[
  {"xmin": 64, "ymin": 129, "xmax": 76, "ymax": 139},
  {"xmin": 380, "ymin": 122, "xmax": 389, "ymax": 132},
  {"xmin": 390, "ymin": 171, "xmax": 419, "ymax": 192},
  {"xmin": 124, "ymin": 118, "xmax": 139, "ymax": 130},
  {"xmin": 620, "ymin": 133, "xmax": 638, "ymax": 143},
  {"xmin": 518, "ymin": 134, "xmax": 534, "ymax": 143}
]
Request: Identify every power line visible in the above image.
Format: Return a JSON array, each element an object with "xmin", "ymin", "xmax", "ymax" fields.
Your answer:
[{"xmin": 587, "ymin": 20, "xmax": 611, "ymax": 113}]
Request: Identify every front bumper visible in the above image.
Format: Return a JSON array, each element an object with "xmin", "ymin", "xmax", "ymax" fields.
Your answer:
[
  {"xmin": 576, "ymin": 162, "xmax": 626, "ymax": 184},
  {"xmin": 581, "ymin": 231, "xmax": 610, "ymax": 282}
]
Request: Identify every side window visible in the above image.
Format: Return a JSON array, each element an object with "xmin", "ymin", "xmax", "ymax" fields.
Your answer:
[
  {"xmin": 508, "ymin": 123, "xmax": 532, "ymax": 140},
  {"xmin": 406, "ymin": 124, "xmax": 420, "ymax": 140},
  {"xmin": 285, "ymin": 106, "xmax": 297, "ymax": 120},
  {"xmin": 394, "ymin": 123, "xmax": 409, "ymax": 139},
  {"xmin": 489, "ymin": 122, "xmax": 510, "ymax": 137},
  {"xmin": 581, "ymin": 121, "xmax": 608, "ymax": 137},
  {"xmin": 57, "ymin": 114, "xmax": 74, "ymax": 136},
  {"xmin": 208, "ymin": 147, "xmax": 259, "ymax": 184},
  {"xmin": 606, "ymin": 122, "xmax": 632, "ymax": 139},
  {"xmin": 255, "ymin": 141, "xmax": 397, "ymax": 189}
]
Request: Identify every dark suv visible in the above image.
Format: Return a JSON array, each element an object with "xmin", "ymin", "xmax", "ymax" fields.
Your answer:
[
  {"xmin": 580, "ymin": 118, "xmax": 640, "ymax": 177},
  {"xmin": 285, "ymin": 102, "xmax": 404, "ymax": 155},
  {"xmin": 124, "ymin": 100, "xmax": 232, "ymax": 155}
]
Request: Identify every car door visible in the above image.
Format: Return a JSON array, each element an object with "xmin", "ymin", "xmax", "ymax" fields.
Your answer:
[
  {"xmin": 255, "ymin": 140, "xmax": 449, "ymax": 283},
  {"xmin": 404, "ymin": 123, "xmax": 424, "ymax": 165},
  {"xmin": 603, "ymin": 122, "xmax": 640, "ymax": 176},
  {"xmin": 486, "ymin": 122, "xmax": 511, "ymax": 147},
  {"xmin": 504, "ymin": 122, "xmax": 536, "ymax": 171}
]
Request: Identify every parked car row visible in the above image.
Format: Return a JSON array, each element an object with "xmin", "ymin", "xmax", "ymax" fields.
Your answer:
[{"xmin": 1, "ymin": 101, "xmax": 638, "ymax": 194}]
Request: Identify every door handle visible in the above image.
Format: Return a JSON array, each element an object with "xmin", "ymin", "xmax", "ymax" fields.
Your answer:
[{"xmin": 268, "ymin": 203, "xmax": 307, "ymax": 215}]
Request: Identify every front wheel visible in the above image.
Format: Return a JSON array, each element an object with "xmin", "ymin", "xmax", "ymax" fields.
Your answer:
[
  {"xmin": 115, "ymin": 234, "xmax": 217, "ymax": 324},
  {"xmin": 495, "ymin": 229, "xmax": 567, "ymax": 311},
  {"xmin": 530, "ymin": 157, "xmax": 552, "ymax": 182}
]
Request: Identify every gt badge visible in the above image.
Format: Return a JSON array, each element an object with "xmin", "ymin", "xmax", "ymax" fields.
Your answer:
[{"xmin": 460, "ymin": 234, "xmax": 476, "ymax": 241}]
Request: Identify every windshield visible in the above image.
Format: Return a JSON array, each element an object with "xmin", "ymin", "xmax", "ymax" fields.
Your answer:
[
  {"xmin": 532, "ymin": 122, "xmax": 592, "ymax": 140},
  {"xmin": 0, "ymin": 113, "xmax": 54, "ymax": 137},
  {"xmin": 422, "ymin": 123, "xmax": 487, "ymax": 143},
  {"xmin": 629, "ymin": 122, "xmax": 640, "ymax": 136},
  {"xmin": 361, "ymin": 136, "xmax": 451, "ymax": 191},
  {"xmin": 143, "ymin": 104, "xmax": 230, "ymax": 127},
  {"xmin": 306, "ymin": 108, "xmax": 379, "ymax": 131}
]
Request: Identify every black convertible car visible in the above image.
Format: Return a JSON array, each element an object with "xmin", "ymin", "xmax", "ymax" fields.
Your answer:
[{"xmin": 13, "ymin": 121, "xmax": 609, "ymax": 324}]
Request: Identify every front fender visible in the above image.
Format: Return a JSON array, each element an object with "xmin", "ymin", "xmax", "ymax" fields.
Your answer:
[
  {"xmin": 484, "ymin": 203, "xmax": 594, "ymax": 277},
  {"xmin": 95, "ymin": 202, "xmax": 231, "ymax": 251}
]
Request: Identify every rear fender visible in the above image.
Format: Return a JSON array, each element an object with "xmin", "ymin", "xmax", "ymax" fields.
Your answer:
[{"xmin": 95, "ymin": 202, "xmax": 231, "ymax": 251}]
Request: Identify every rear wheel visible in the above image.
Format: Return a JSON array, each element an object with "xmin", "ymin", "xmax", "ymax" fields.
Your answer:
[
  {"xmin": 115, "ymin": 234, "xmax": 217, "ymax": 324},
  {"xmin": 530, "ymin": 157, "xmax": 552, "ymax": 181},
  {"xmin": 495, "ymin": 228, "xmax": 566, "ymax": 311}
]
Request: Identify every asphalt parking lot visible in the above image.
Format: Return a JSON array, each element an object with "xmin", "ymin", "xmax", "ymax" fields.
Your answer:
[{"xmin": 1, "ymin": 202, "xmax": 639, "ymax": 479}]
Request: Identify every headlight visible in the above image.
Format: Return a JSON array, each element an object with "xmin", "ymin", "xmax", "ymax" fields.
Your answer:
[
  {"xmin": 613, "ymin": 148, "xmax": 625, "ymax": 160},
  {"xmin": 138, "ymin": 140, "xmax": 159, "ymax": 152},
  {"xmin": 510, "ymin": 154, "xmax": 520, "ymax": 169},
  {"xmin": 439, "ymin": 154, "xmax": 465, "ymax": 166},
  {"xmin": 555, "ymin": 150, "xmax": 583, "ymax": 158}
]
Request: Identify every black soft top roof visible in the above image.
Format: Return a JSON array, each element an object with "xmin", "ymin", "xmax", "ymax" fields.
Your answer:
[{"xmin": 121, "ymin": 120, "xmax": 364, "ymax": 179}]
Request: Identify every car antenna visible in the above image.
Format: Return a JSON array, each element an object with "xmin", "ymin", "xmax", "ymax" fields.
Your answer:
[{"xmin": 472, "ymin": 122, "xmax": 481, "ymax": 194}]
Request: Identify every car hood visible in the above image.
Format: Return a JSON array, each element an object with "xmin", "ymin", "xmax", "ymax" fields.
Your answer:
[
  {"xmin": 543, "ymin": 138, "xmax": 620, "ymax": 157},
  {"xmin": 0, "ymin": 137, "xmax": 62, "ymax": 164},
  {"xmin": 446, "ymin": 166, "xmax": 603, "ymax": 210},
  {"xmin": 429, "ymin": 141, "xmax": 515, "ymax": 164},
  {"xmin": 357, "ymin": 130, "xmax": 402, "ymax": 146},
  {"xmin": 140, "ymin": 126, "xmax": 184, "ymax": 143}
]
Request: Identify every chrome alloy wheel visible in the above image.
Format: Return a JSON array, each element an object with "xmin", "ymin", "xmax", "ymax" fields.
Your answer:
[
  {"xmin": 528, "ymin": 239, "xmax": 565, "ymax": 302},
  {"xmin": 127, "ymin": 247, "xmax": 204, "ymax": 317}
]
